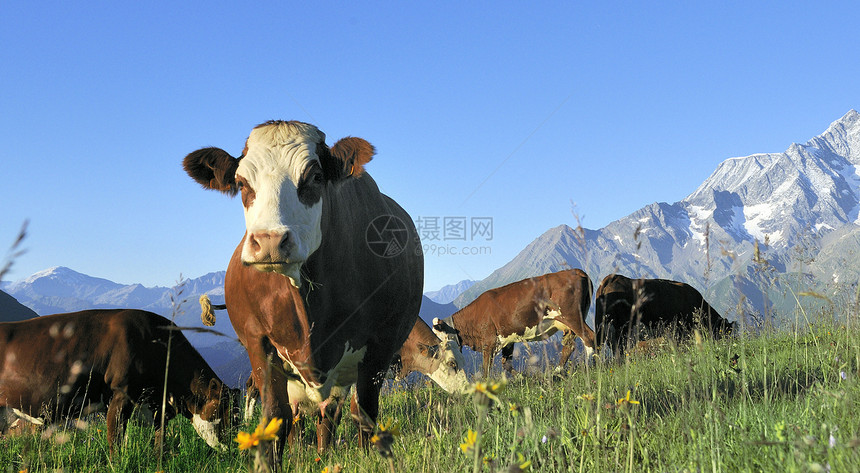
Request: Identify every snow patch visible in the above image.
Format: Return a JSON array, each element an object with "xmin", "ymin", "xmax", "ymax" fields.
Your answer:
[{"xmin": 742, "ymin": 203, "xmax": 776, "ymax": 241}]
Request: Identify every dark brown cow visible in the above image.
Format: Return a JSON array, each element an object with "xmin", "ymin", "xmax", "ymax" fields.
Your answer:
[
  {"xmin": 183, "ymin": 120, "xmax": 423, "ymax": 466},
  {"xmin": 0, "ymin": 309, "xmax": 237, "ymax": 453},
  {"xmin": 432, "ymin": 269, "xmax": 596, "ymax": 376},
  {"xmin": 594, "ymin": 274, "xmax": 736, "ymax": 357}
]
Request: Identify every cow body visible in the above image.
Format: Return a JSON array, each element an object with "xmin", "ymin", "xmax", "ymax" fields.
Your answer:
[
  {"xmin": 0, "ymin": 309, "xmax": 236, "ymax": 453},
  {"xmin": 184, "ymin": 121, "xmax": 423, "ymax": 465},
  {"xmin": 433, "ymin": 269, "xmax": 595, "ymax": 376},
  {"xmin": 594, "ymin": 274, "xmax": 735, "ymax": 356}
]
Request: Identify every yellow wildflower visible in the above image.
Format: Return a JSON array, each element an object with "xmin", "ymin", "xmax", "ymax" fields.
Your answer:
[
  {"xmin": 616, "ymin": 390, "xmax": 640, "ymax": 406},
  {"xmin": 377, "ymin": 418, "xmax": 401, "ymax": 437},
  {"xmin": 468, "ymin": 379, "xmax": 507, "ymax": 406},
  {"xmin": 234, "ymin": 417, "xmax": 283, "ymax": 450},
  {"xmin": 514, "ymin": 452, "xmax": 532, "ymax": 470},
  {"xmin": 372, "ymin": 418, "xmax": 400, "ymax": 458},
  {"xmin": 257, "ymin": 417, "xmax": 283, "ymax": 441},
  {"xmin": 235, "ymin": 430, "xmax": 258, "ymax": 450},
  {"xmin": 460, "ymin": 428, "xmax": 478, "ymax": 454},
  {"xmin": 579, "ymin": 393, "xmax": 595, "ymax": 402}
]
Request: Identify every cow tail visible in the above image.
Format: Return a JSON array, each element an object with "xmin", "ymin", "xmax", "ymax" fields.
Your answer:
[{"xmin": 199, "ymin": 294, "xmax": 226, "ymax": 326}]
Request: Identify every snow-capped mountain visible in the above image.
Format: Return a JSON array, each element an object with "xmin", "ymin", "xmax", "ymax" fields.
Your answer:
[
  {"xmin": 457, "ymin": 110, "xmax": 860, "ymax": 322},
  {"xmin": 424, "ymin": 279, "xmax": 476, "ymax": 304}
]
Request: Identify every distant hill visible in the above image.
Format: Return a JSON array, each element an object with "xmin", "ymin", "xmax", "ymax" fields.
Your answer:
[
  {"xmin": 0, "ymin": 267, "xmax": 240, "ymax": 376},
  {"xmin": 417, "ymin": 296, "xmax": 457, "ymax": 325},
  {"xmin": 1, "ymin": 266, "xmax": 233, "ymax": 347},
  {"xmin": 198, "ymin": 340, "xmax": 251, "ymax": 389},
  {"xmin": 0, "ymin": 289, "xmax": 37, "ymax": 322},
  {"xmin": 424, "ymin": 280, "xmax": 476, "ymax": 304}
]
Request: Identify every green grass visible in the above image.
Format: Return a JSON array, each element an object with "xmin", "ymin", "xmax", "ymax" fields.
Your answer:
[{"xmin": 3, "ymin": 316, "xmax": 859, "ymax": 472}]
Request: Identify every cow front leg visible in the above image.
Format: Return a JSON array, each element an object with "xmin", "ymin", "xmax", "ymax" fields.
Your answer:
[
  {"xmin": 287, "ymin": 409, "xmax": 304, "ymax": 449},
  {"xmin": 248, "ymin": 340, "xmax": 291, "ymax": 471},
  {"xmin": 316, "ymin": 396, "xmax": 344, "ymax": 452},
  {"xmin": 106, "ymin": 392, "xmax": 132, "ymax": 456},
  {"xmin": 481, "ymin": 347, "xmax": 495, "ymax": 378},
  {"xmin": 558, "ymin": 330, "xmax": 576, "ymax": 367},
  {"xmin": 352, "ymin": 365, "xmax": 383, "ymax": 449}
]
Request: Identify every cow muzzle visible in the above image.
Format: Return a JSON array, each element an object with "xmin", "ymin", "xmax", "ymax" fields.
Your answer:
[
  {"xmin": 247, "ymin": 230, "xmax": 293, "ymax": 261},
  {"xmin": 243, "ymin": 230, "xmax": 303, "ymax": 287}
]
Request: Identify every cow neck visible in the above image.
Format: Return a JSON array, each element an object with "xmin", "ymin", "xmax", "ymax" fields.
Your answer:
[{"xmin": 450, "ymin": 305, "xmax": 481, "ymax": 351}]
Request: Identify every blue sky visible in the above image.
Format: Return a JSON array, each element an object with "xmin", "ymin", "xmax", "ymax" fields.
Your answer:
[{"xmin": 2, "ymin": 1, "xmax": 859, "ymax": 292}]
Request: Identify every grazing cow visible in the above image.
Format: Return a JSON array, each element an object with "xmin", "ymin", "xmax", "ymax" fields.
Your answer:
[
  {"xmin": 389, "ymin": 317, "xmax": 468, "ymax": 392},
  {"xmin": 432, "ymin": 269, "xmax": 596, "ymax": 377},
  {"xmin": 183, "ymin": 120, "xmax": 423, "ymax": 465},
  {"xmin": 594, "ymin": 274, "xmax": 736, "ymax": 356},
  {"xmin": 0, "ymin": 309, "xmax": 238, "ymax": 453}
]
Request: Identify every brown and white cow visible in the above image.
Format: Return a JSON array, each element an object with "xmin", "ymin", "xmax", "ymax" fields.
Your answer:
[
  {"xmin": 0, "ymin": 309, "xmax": 238, "ymax": 453},
  {"xmin": 594, "ymin": 274, "xmax": 736, "ymax": 357},
  {"xmin": 389, "ymin": 317, "xmax": 468, "ymax": 392},
  {"xmin": 432, "ymin": 269, "xmax": 596, "ymax": 377},
  {"xmin": 183, "ymin": 120, "xmax": 423, "ymax": 465}
]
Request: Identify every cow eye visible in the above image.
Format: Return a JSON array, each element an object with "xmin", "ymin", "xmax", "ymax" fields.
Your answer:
[{"xmin": 297, "ymin": 165, "xmax": 324, "ymax": 206}]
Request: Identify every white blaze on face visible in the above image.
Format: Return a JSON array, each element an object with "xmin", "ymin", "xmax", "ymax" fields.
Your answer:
[
  {"xmin": 426, "ymin": 339, "xmax": 470, "ymax": 393},
  {"xmin": 237, "ymin": 123, "xmax": 326, "ymax": 287},
  {"xmin": 192, "ymin": 414, "xmax": 226, "ymax": 451}
]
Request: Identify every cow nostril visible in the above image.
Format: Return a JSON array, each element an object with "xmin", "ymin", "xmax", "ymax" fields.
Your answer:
[
  {"xmin": 249, "ymin": 234, "xmax": 262, "ymax": 253},
  {"xmin": 279, "ymin": 232, "xmax": 291, "ymax": 251}
]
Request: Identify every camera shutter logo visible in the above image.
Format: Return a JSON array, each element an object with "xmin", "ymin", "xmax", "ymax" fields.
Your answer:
[{"xmin": 366, "ymin": 215, "xmax": 409, "ymax": 257}]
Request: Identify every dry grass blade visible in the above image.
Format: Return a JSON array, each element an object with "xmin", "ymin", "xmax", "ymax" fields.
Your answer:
[
  {"xmin": 162, "ymin": 325, "xmax": 232, "ymax": 338},
  {"xmin": 0, "ymin": 220, "xmax": 28, "ymax": 282}
]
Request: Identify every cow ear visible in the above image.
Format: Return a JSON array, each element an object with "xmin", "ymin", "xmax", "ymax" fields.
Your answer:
[
  {"xmin": 208, "ymin": 378, "xmax": 223, "ymax": 396},
  {"xmin": 183, "ymin": 147, "xmax": 240, "ymax": 195},
  {"xmin": 320, "ymin": 137, "xmax": 375, "ymax": 181}
]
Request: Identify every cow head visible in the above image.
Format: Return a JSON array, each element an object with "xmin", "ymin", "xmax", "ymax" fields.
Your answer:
[
  {"xmin": 185, "ymin": 377, "xmax": 240, "ymax": 451},
  {"xmin": 183, "ymin": 120, "xmax": 374, "ymax": 287},
  {"xmin": 432, "ymin": 317, "xmax": 463, "ymax": 349},
  {"xmin": 713, "ymin": 318, "xmax": 737, "ymax": 339},
  {"xmin": 416, "ymin": 340, "xmax": 469, "ymax": 394}
]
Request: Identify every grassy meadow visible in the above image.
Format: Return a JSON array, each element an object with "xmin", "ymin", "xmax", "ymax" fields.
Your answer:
[{"xmin": 2, "ymin": 311, "xmax": 859, "ymax": 472}]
